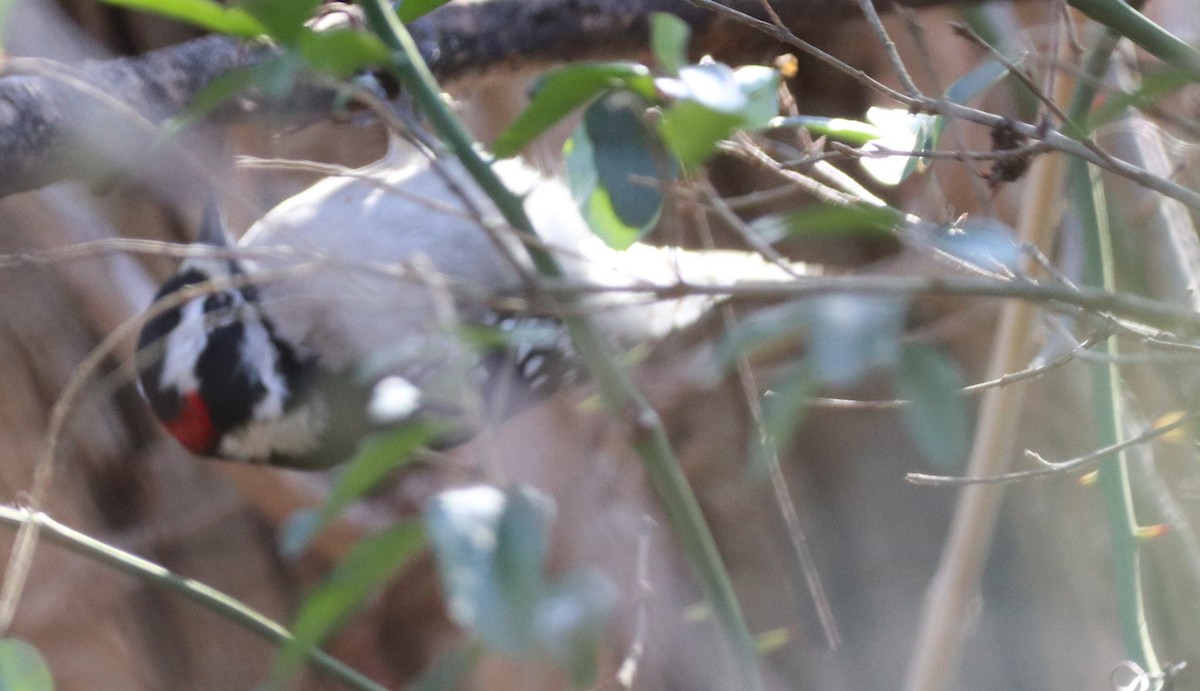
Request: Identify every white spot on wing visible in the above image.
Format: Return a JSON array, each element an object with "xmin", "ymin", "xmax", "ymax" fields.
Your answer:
[{"xmin": 369, "ymin": 376, "xmax": 422, "ymax": 423}]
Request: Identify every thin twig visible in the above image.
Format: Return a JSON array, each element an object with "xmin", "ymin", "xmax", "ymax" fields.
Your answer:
[
  {"xmin": 0, "ymin": 506, "xmax": 383, "ymax": 691},
  {"xmin": 906, "ymin": 410, "xmax": 1200, "ymax": 487},
  {"xmin": 853, "ymin": 0, "xmax": 922, "ymax": 97}
]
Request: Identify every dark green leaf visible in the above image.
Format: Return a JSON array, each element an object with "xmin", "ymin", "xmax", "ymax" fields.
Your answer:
[
  {"xmin": 493, "ymin": 62, "xmax": 654, "ymax": 157},
  {"xmin": 271, "ymin": 522, "xmax": 426, "ymax": 687},
  {"xmin": 281, "ymin": 423, "xmax": 437, "ymax": 557},
  {"xmin": 236, "ymin": 0, "xmax": 319, "ymax": 43},
  {"xmin": 102, "ymin": 0, "xmax": 267, "ymax": 36},
  {"xmin": 397, "ymin": 0, "xmax": 452, "ymax": 23},
  {"xmin": 565, "ymin": 92, "xmax": 670, "ymax": 249},
  {"xmin": 749, "ymin": 204, "xmax": 899, "ymax": 244},
  {"xmin": 407, "ymin": 642, "xmax": 483, "ymax": 691},
  {"xmin": 767, "ymin": 116, "xmax": 883, "ymax": 145},
  {"xmin": 297, "ymin": 28, "xmax": 390, "ymax": 77},
  {"xmin": 895, "ymin": 344, "xmax": 971, "ymax": 470},
  {"xmin": 0, "ymin": 639, "xmax": 53, "ymax": 691},
  {"xmin": 651, "ymin": 12, "xmax": 690, "ymax": 75}
]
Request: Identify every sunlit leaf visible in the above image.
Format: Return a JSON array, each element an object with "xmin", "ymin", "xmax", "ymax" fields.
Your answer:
[
  {"xmin": 298, "ymin": 28, "xmax": 390, "ymax": 78},
  {"xmin": 280, "ymin": 423, "xmax": 438, "ymax": 557},
  {"xmin": 748, "ymin": 204, "xmax": 899, "ymax": 244},
  {"xmin": 0, "ymin": 638, "xmax": 53, "ymax": 691},
  {"xmin": 659, "ymin": 99, "xmax": 743, "ymax": 168},
  {"xmin": 732, "ymin": 65, "xmax": 780, "ymax": 129},
  {"xmin": 271, "ymin": 522, "xmax": 426, "ymax": 687},
  {"xmin": 895, "ymin": 344, "xmax": 971, "ymax": 470},
  {"xmin": 651, "ymin": 12, "xmax": 690, "ymax": 75},
  {"xmin": 425, "ymin": 485, "xmax": 554, "ymax": 653},
  {"xmin": 494, "ymin": 63, "xmax": 655, "ymax": 157},
  {"xmin": 237, "ymin": 0, "xmax": 319, "ymax": 43},
  {"xmin": 397, "ymin": 0, "xmax": 452, "ymax": 23},
  {"xmin": 859, "ymin": 107, "xmax": 937, "ymax": 185},
  {"xmin": 565, "ymin": 92, "xmax": 669, "ymax": 249},
  {"xmin": 767, "ymin": 116, "xmax": 884, "ymax": 145},
  {"xmin": 103, "ymin": 0, "xmax": 267, "ymax": 36}
]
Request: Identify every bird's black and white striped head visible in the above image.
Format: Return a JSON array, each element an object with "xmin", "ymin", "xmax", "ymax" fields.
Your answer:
[{"xmin": 135, "ymin": 210, "xmax": 322, "ymax": 466}]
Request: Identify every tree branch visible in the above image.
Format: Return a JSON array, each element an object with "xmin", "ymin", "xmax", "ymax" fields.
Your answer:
[{"xmin": 0, "ymin": 0, "xmax": 980, "ymax": 198}]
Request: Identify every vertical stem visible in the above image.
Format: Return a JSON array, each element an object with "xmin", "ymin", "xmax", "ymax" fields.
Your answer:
[{"xmin": 354, "ymin": 2, "xmax": 763, "ymax": 687}]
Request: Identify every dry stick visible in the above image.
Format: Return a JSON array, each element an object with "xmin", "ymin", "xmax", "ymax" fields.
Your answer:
[
  {"xmin": 903, "ymin": 147, "xmax": 1067, "ymax": 691},
  {"xmin": 853, "ymin": 0, "xmax": 923, "ymax": 98}
]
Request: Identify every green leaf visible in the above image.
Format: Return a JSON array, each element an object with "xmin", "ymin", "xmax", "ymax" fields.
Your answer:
[
  {"xmin": 748, "ymin": 204, "xmax": 899, "ymax": 244},
  {"xmin": 805, "ymin": 295, "xmax": 906, "ymax": 387},
  {"xmin": 280, "ymin": 423, "xmax": 438, "ymax": 557},
  {"xmin": 859, "ymin": 107, "xmax": 937, "ymax": 185},
  {"xmin": 565, "ymin": 92, "xmax": 670, "ymax": 249},
  {"xmin": 236, "ymin": 0, "xmax": 320, "ymax": 43},
  {"xmin": 1088, "ymin": 66, "xmax": 1197, "ymax": 131},
  {"xmin": 767, "ymin": 116, "xmax": 884, "ymax": 145},
  {"xmin": 407, "ymin": 642, "xmax": 483, "ymax": 691},
  {"xmin": 425, "ymin": 485, "xmax": 556, "ymax": 655},
  {"xmin": 659, "ymin": 99, "xmax": 742, "ymax": 169},
  {"xmin": 102, "ymin": 0, "xmax": 267, "ymax": 37},
  {"xmin": 0, "ymin": 639, "xmax": 52, "ymax": 691},
  {"xmin": 397, "ymin": 0, "xmax": 452, "ymax": 23},
  {"xmin": 298, "ymin": 28, "xmax": 391, "ymax": 78},
  {"xmin": 271, "ymin": 522, "xmax": 426, "ymax": 687},
  {"xmin": 925, "ymin": 59, "xmax": 1010, "ymax": 154},
  {"xmin": 493, "ymin": 62, "xmax": 654, "ymax": 158},
  {"xmin": 533, "ymin": 570, "xmax": 618, "ymax": 688},
  {"xmin": 732, "ymin": 65, "xmax": 780, "ymax": 130},
  {"xmin": 651, "ymin": 12, "xmax": 690, "ymax": 75},
  {"xmin": 895, "ymin": 344, "xmax": 971, "ymax": 470}
]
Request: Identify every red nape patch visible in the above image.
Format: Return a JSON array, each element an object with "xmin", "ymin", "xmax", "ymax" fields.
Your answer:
[{"xmin": 164, "ymin": 391, "xmax": 218, "ymax": 455}]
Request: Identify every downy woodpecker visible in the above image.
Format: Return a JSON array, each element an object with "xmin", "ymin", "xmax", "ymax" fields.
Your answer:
[{"xmin": 136, "ymin": 143, "xmax": 810, "ymax": 469}]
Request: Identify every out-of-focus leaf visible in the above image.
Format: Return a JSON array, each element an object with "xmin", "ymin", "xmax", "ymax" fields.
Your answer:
[
  {"xmin": 651, "ymin": 12, "xmax": 690, "ymax": 75},
  {"xmin": 565, "ymin": 92, "xmax": 669, "ymax": 249},
  {"xmin": 659, "ymin": 99, "xmax": 743, "ymax": 168},
  {"xmin": 271, "ymin": 522, "xmax": 426, "ymax": 687},
  {"xmin": 925, "ymin": 59, "xmax": 1010, "ymax": 154},
  {"xmin": 280, "ymin": 423, "xmax": 438, "ymax": 557},
  {"xmin": 407, "ymin": 642, "xmax": 484, "ymax": 691},
  {"xmin": 298, "ymin": 28, "xmax": 390, "ymax": 78},
  {"xmin": 237, "ymin": 0, "xmax": 319, "ymax": 43},
  {"xmin": 749, "ymin": 204, "xmax": 899, "ymax": 244},
  {"xmin": 895, "ymin": 344, "xmax": 971, "ymax": 470},
  {"xmin": 805, "ymin": 294, "xmax": 906, "ymax": 387},
  {"xmin": 767, "ymin": 115, "xmax": 884, "ymax": 146},
  {"xmin": 102, "ymin": 0, "xmax": 267, "ymax": 36},
  {"xmin": 0, "ymin": 639, "xmax": 53, "ymax": 691},
  {"xmin": 732, "ymin": 65, "xmax": 780, "ymax": 129},
  {"xmin": 494, "ymin": 63, "xmax": 655, "ymax": 157},
  {"xmin": 534, "ymin": 570, "xmax": 618, "ymax": 688},
  {"xmin": 397, "ymin": 0, "xmax": 452, "ymax": 23},
  {"xmin": 931, "ymin": 217, "xmax": 1020, "ymax": 272},
  {"xmin": 1088, "ymin": 66, "xmax": 1196, "ymax": 130},
  {"xmin": 859, "ymin": 107, "xmax": 937, "ymax": 185}
]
